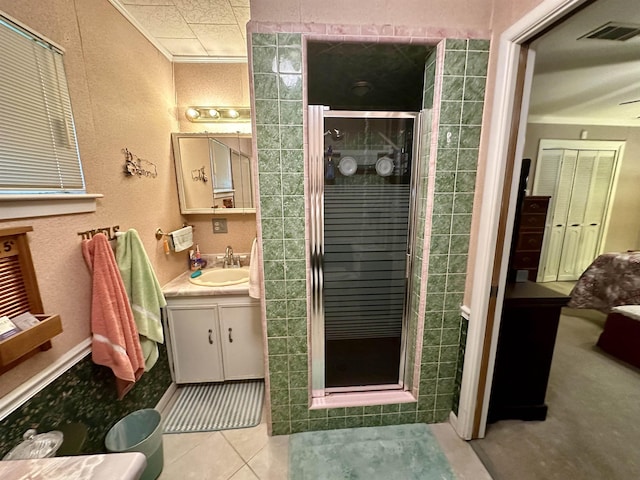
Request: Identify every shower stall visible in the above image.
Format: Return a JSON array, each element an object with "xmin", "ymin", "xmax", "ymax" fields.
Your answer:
[{"xmin": 309, "ymin": 106, "xmax": 422, "ymax": 397}]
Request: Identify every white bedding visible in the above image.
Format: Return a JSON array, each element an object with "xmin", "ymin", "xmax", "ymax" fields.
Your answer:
[{"xmin": 611, "ymin": 305, "xmax": 640, "ymax": 322}]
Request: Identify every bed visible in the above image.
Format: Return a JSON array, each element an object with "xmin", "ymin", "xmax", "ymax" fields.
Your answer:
[
  {"xmin": 568, "ymin": 251, "xmax": 640, "ymax": 369},
  {"xmin": 568, "ymin": 251, "xmax": 640, "ymax": 312}
]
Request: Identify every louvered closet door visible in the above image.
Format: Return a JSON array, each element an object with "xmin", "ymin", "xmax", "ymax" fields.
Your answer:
[
  {"xmin": 557, "ymin": 150, "xmax": 596, "ymax": 281},
  {"xmin": 534, "ymin": 146, "xmax": 618, "ymax": 282},
  {"xmin": 534, "ymin": 149, "xmax": 578, "ymax": 282},
  {"xmin": 576, "ymin": 150, "xmax": 616, "ymax": 274}
]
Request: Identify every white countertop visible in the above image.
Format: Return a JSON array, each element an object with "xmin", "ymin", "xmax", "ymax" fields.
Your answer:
[
  {"xmin": 162, "ymin": 270, "xmax": 250, "ymax": 297},
  {"xmin": 0, "ymin": 452, "xmax": 146, "ymax": 480}
]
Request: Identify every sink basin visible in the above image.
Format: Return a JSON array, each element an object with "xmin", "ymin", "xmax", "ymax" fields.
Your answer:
[{"xmin": 189, "ymin": 267, "xmax": 250, "ymax": 287}]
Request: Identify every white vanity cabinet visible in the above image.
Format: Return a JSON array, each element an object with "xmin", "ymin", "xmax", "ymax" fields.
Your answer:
[{"xmin": 165, "ymin": 295, "xmax": 264, "ymax": 384}]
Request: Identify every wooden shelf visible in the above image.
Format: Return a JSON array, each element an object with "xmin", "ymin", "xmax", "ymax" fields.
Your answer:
[
  {"xmin": 0, "ymin": 314, "xmax": 62, "ymax": 373},
  {"xmin": 0, "ymin": 226, "xmax": 63, "ymax": 374}
]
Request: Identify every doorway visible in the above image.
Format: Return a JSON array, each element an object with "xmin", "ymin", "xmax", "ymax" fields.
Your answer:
[{"xmin": 465, "ymin": 0, "xmax": 640, "ymax": 477}]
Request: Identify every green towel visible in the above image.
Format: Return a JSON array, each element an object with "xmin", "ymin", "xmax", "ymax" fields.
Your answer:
[{"xmin": 116, "ymin": 229, "xmax": 167, "ymax": 371}]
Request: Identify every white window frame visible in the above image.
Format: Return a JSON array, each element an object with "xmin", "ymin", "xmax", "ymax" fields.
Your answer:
[{"xmin": 0, "ymin": 11, "xmax": 100, "ymax": 220}]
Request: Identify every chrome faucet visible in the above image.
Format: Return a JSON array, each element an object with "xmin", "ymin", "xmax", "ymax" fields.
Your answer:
[{"xmin": 224, "ymin": 245, "xmax": 235, "ymax": 268}]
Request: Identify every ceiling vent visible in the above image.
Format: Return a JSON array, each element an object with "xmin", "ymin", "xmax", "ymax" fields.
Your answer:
[{"xmin": 578, "ymin": 22, "xmax": 640, "ymax": 41}]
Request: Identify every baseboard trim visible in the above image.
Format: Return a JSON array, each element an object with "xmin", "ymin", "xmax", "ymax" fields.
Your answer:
[
  {"xmin": 0, "ymin": 338, "xmax": 92, "ymax": 422},
  {"xmin": 155, "ymin": 382, "xmax": 177, "ymax": 415},
  {"xmin": 449, "ymin": 410, "xmax": 459, "ymax": 432}
]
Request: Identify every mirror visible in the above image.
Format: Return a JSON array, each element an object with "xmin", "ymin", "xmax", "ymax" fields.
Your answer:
[{"xmin": 171, "ymin": 133, "xmax": 255, "ymax": 214}]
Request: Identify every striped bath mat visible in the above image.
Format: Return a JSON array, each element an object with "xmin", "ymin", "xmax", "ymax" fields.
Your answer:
[{"xmin": 163, "ymin": 380, "xmax": 264, "ymax": 434}]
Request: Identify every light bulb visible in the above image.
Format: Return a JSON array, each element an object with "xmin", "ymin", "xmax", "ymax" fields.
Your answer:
[
  {"xmin": 227, "ymin": 109, "xmax": 240, "ymax": 119},
  {"xmin": 208, "ymin": 109, "xmax": 220, "ymax": 118},
  {"xmin": 186, "ymin": 108, "xmax": 200, "ymax": 119}
]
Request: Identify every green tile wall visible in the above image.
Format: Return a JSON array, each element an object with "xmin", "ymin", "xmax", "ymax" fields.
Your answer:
[
  {"xmin": 0, "ymin": 345, "xmax": 172, "ymax": 457},
  {"xmin": 252, "ymin": 33, "xmax": 307, "ymax": 436},
  {"xmin": 252, "ymin": 33, "xmax": 489, "ymax": 434},
  {"xmin": 418, "ymin": 39, "xmax": 489, "ymax": 422}
]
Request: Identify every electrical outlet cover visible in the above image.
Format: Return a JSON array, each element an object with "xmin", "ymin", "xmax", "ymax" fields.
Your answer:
[{"xmin": 213, "ymin": 218, "xmax": 228, "ymax": 233}]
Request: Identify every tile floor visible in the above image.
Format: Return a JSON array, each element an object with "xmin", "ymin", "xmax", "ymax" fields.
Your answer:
[{"xmin": 157, "ymin": 389, "xmax": 493, "ymax": 480}]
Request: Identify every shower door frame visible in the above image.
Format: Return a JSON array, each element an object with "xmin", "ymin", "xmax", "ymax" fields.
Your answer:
[{"xmin": 309, "ymin": 106, "xmax": 422, "ymax": 398}]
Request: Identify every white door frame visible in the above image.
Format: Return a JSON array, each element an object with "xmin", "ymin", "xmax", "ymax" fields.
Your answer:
[{"xmin": 454, "ymin": 0, "xmax": 591, "ymax": 439}]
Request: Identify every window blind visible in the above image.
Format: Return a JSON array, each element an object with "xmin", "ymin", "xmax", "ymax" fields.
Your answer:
[{"xmin": 0, "ymin": 16, "xmax": 85, "ymax": 193}]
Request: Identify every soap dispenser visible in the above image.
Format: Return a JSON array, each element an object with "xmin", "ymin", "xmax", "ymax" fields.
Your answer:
[{"xmin": 190, "ymin": 245, "xmax": 207, "ymax": 270}]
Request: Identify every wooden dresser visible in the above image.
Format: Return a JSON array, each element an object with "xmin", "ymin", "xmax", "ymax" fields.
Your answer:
[
  {"xmin": 509, "ymin": 196, "xmax": 550, "ymax": 282},
  {"xmin": 488, "ymin": 281, "xmax": 569, "ymax": 422}
]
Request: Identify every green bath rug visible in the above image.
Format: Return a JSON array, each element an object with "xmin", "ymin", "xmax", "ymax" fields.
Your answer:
[{"xmin": 289, "ymin": 423, "xmax": 455, "ymax": 480}]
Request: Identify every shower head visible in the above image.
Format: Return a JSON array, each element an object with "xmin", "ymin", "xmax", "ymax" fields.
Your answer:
[{"xmin": 324, "ymin": 128, "xmax": 344, "ymax": 141}]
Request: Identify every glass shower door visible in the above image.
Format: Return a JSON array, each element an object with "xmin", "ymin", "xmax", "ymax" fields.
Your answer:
[{"xmin": 309, "ymin": 107, "xmax": 420, "ymax": 395}]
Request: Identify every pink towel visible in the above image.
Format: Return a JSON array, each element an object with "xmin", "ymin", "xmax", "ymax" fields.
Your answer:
[{"xmin": 82, "ymin": 233, "xmax": 144, "ymax": 400}]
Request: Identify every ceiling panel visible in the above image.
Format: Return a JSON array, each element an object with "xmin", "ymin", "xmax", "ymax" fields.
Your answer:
[
  {"xmin": 123, "ymin": 5, "xmax": 195, "ymax": 38},
  {"xmin": 173, "ymin": 0, "xmax": 236, "ymax": 24},
  {"xmin": 113, "ymin": 0, "xmax": 249, "ymax": 60},
  {"xmin": 191, "ymin": 23, "xmax": 247, "ymax": 56}
]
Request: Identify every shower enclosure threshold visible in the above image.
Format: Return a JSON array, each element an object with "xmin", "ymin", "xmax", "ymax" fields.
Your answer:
[
  {"xmin": 325, "ymin": 383, "xmax": 403, "ymax": 394},
  {"xmin": 310, "ymin": 390, "xmax": 417, "ymax": 410}
]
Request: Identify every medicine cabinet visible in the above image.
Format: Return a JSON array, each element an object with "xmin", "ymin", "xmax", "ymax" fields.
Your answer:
[{"xmin": 171, "ymin": 133, "xmax": 255, "ymax": 214}]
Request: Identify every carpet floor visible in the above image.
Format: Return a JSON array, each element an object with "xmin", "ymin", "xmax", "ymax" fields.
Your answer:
[
  {"xmin": 163, "ymin": 380, "xmax": 264, "ymax": 434},
  {"xmin": 289, "ymin": 423, "xmax": 455, "ymax": 480},
  {"xmin": 471, "ymin": 306, "xmax": 640, "ymax": 479}
]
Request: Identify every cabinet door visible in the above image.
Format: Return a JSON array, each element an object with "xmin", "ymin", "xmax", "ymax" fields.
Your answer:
[
  {"xmin": 167, "ymin": 306, "xmax": 224, "ymax": 383},
  {"xmin": 218, "ymin": 304, "xmax": 264, "ymax": 380}
]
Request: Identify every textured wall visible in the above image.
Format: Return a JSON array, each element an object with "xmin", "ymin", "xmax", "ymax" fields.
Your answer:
[
  {"xmin": 174, "ymin": 63, "xmax": 251, "ymax": 134},
  {"xmin": 0, "ymin": 0, "xmax": 183, "ymax": 397},
  {"xmin": 251, "ymin": 28, "xmax": 489, "ymax": 434},
  {"xmin": 182, "ymin": 214, "xmax": 257, "ymax": 255}
]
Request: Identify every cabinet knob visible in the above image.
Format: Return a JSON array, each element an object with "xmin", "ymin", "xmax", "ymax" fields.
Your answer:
[
  {"xmin": 208, "ymin": 329, "xmax": 213, "ymax": 344},
  {"xmin": 228, "ymin": 327, "xmax": 233, "ymax": 343}
]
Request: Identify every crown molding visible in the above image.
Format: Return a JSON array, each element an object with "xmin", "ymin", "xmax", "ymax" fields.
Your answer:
[
  {"xmin": 108, "ymin": 0, "xmax": 173, "ymax": 62},
  {"xmin": 173, "ymin": 55, "xmax": 248, "ymax": 63},
  {"xmin": 528, "ymin": 114, "xmax": 640, "ymax": 127}
]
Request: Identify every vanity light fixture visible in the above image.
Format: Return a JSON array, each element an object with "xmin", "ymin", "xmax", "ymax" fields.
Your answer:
[{"xmin": 185, "ymin": 106, "xmax": 250, "ymax": 123}]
